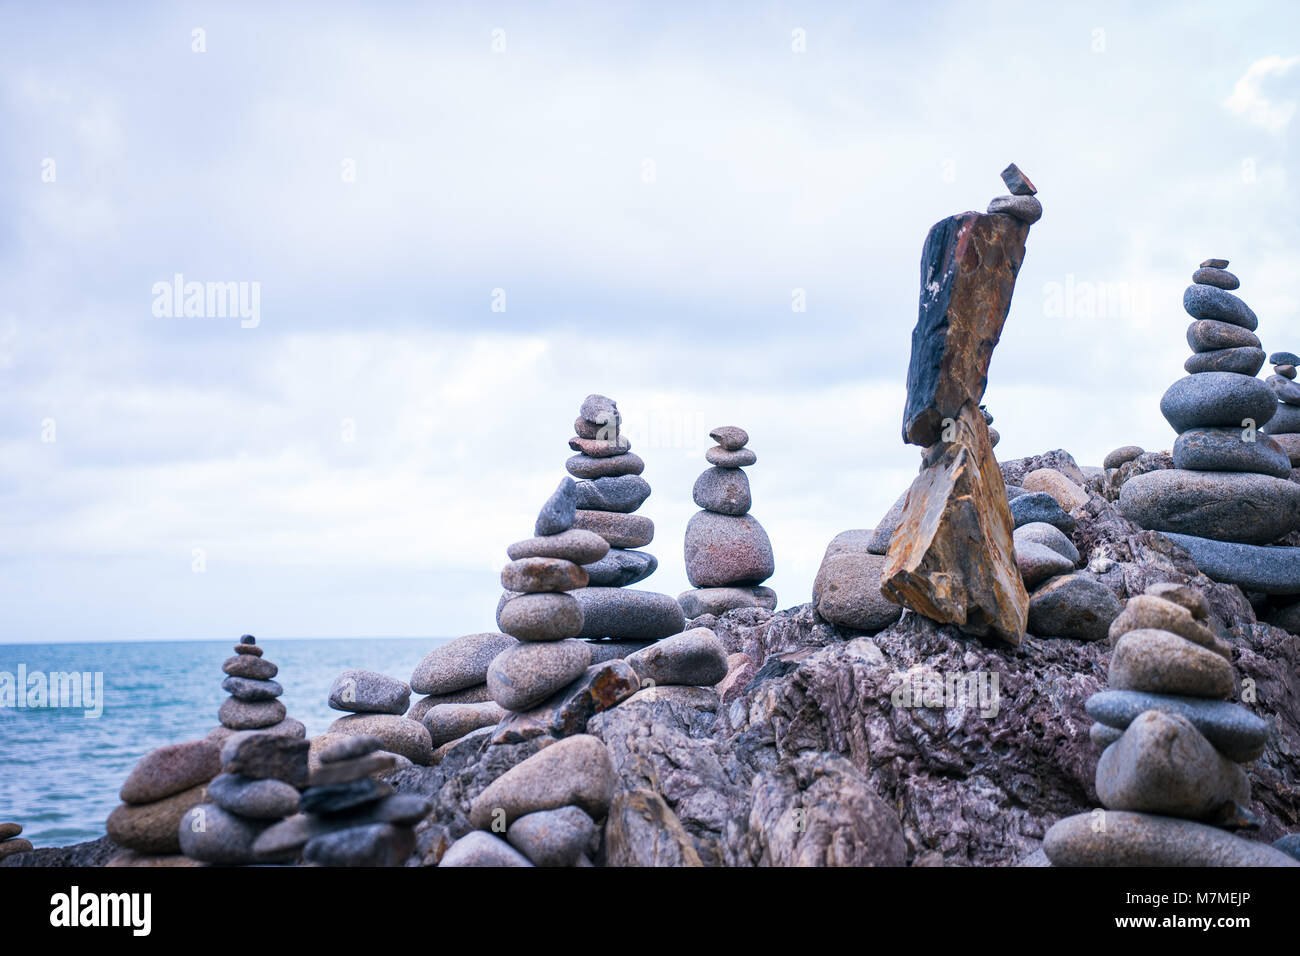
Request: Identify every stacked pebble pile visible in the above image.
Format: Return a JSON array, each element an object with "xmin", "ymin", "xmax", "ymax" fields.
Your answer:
[
  {"xmin": 408, "ymin": 633, "xmax": 513, "ymax": 759},
  {"xmin": 0, "ymin": 823, "xmax": 32, "ymax": 862},
  {"xmin": 1043, "ymin": 581, "xmax": 1297, "ymax": 865},
  {"xmin": 439, "ymin": 734, "xmax": 615, "ymax": 867},
  {"xmin": 179, "ymin": 730, "xmax": 309, "ymax": 864},
  {"xmin": 105, "ymin": 739, "xmax": 220, "ymax": 863},
  {"xmin": 1120, "ymin": 260, "xmax": 1300, "ymax": 546},
  {"xmin": 986, "ymin": 162, "xmax": 1042, "ymax": 224},
  {"xmin": 322, "ymin": 668, "xmax": 433, "ymax": 766},
  {"xmin": 561, "ymin": 395, "xmax": 685, "ymax": 642},
  {"xmin": 1264, "ymin": 349, "xmax": 1300, "ymax": 472},
  {"xmin": 208, "ymin": 636, "xmax": 305, "ymax": 744},
  {"xmin": 680, "ymin": 426, "xmax": 776, "ymax": 617}
]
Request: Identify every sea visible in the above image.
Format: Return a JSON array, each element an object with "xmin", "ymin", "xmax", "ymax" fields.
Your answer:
[{"xmin": 0, "ymin": 637, "xmax": 446, "ymax": 848}]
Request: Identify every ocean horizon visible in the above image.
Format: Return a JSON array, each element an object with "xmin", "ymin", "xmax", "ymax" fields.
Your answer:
[{"xmin": 0, "ymin": 636, "xmax": 450, "ymax": 847}]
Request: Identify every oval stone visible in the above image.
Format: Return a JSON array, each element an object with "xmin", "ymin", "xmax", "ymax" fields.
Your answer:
[
  {"xmin": 684, "ymin": 511, "xmax": 775, "ymax": 587},
  {"xmin": 1183, "ymin": 284, "xmax": 1257, "ymax": 330},
  {"xmin": 708, "ymin": 425, "xmax": 749, "ymax": 451},
  {"xmin": 1172, "ymin": 427, "xmax": 1291, "ymax": 478},
  {"xmin": 501, "ymin": 557, "xmax": 588, "ymax": 593},
  {"xmin": 572, "ymin": 588, "xmax": 686, "ymax": 641},
  {"xmin": 1186, "ymin": 319, "xmax": 1259, "ymax": 352},
  {"xmin": 704, "ymin": 446, "xmax": 756, "ymax": 467},
  {"xmin": 409, "ymin": 632, "xmax": 516, "ymax": 695},
  {"xmin": 1119, "ymin": 469, "xmax": 1300, "ymax": 544},
  {"xmin": 571, "ymin": 510, "xmax": 654, "ymax": 549},
  {"xmin": 506, "ymin": 529, "xmax": 609, "ymax": 565},
  {"xmin": 1087, "ymin": 689, "xmax": 1267, "ymax": 762},
  {"xmin": 692, "ymin": 466, "xmax": 752, "ymax": 515},
  {"xmin": 1109, "ymin": 629, "xmax": 1235, "ymax": 698},
  {"xmin": 565, "ymin": 453, "xmax": 644, "ymax": 479},
  {"xmin": 1183, "ymin": 346, "xmax": 1266, "ymax": 376},
  {"xmin": 486, "ymin": 639, "xmax": 593, "ymax": 711},
  {"xmin": 499, "ymin": 593, "xmax": 584, "ymax": 641},
  {"xmin": 573, "ymin": 475, "xmax": 651, "ymax": 513},
  {"xmin": 1160, "ymin": 373, "xmax": 1276, "ymax": 432},
  {"xmin": 219, "ymin": 697, "xmax": 286, "ymax": 730},
  {"xmin": 581, "ymin": 548, "xmax": 657, "ymax": 587},
  {"xmin": 328, "ymin": 670, "xmax": 411, "ymax": 715},
  {"xmin": 1192, "ymin": 267, "xmax": 1240, "ymax": 290}
]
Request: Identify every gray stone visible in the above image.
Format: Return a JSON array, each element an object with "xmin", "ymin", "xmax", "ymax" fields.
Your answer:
[
  {"xmin": 692, "ymin": 466, "xmax": 751, "ymax": 515},
  {"xmin": 568, "ymin": 436, "xmax": 631, "ymax": 458},
  {"xmin": 565, "ymin": 452, "xmax": 644, "ymax": 479},
  {"xmin": 1102, "ymin": 445, "xmax": 1144, "ymax": 470},
  {"xmin": 1087, "ymin": 689, "xmax": 1267, "ymax": 762},
  {"xmin": 1016, "ymin": 540, "xmax": 1075, "ymax": 587},
  {"xmin": 579, "ymin": 394, "xmax": 619, "ymax": 426},
  {"xmin": 326, "ymin": 714, "xmax": 433, "ymax": 765},
  {"xmin": 1096, "ymin": 711, "xmax": 1249, "ymax": 819},
  {"xmin": 581, "ymin": 548, "xmax": 657, "ymax": 587},
  {"xmin": 328, "ymin": 670, "xmax": 411, "ymax": 715},
  {"xmin": 677, "ymin": 585, "xmax": 777, "ymax": 618},
  {"xmin": 705, "ymin": 446, "xmax": 757, "ymax": 467},
  {"xmin": 1090, "ymin": 722, "xmax": 1123, "ymax": 748},
  {"xmin": 506, "ymin": 806, "xmax": 596, "ymax": 867},
  {"xmin": 1187, "ymin": 318, "xmax": 1259, "ymax": 352},
  {"xmin": 866, "ymin": 490, "xmax": 910, "ymax": 554},
  {"xmin": 573, "ymin": 475, "xmax": 651, "ymax": 513},
  {"xmin": 1184, "ymin": 346, "xmax": 1266, "ymax": 375},
  {"xmin": 1000, "ymin": 163, "xmax": 1036, "ymax": 195},
  {"xmin": 572, "ymin": 587, "xmax": 685, "ymax": 641},
  {"xmin": 625, "ymin": 627, "xmax": 727, "ymax": 686},
  {"xmin": 582, "ymin": 640, "xmax": 656, "ymax": 664},
  {"xmin": 1109, "ymin": 629, "xmax": 1235, "ymax": 698},
  {"xmin": 220, "ymin": 732, "xmax": 309, "ymax": 786},
  {"xmin": 1192, "ymin": 267, "xmax": 1240, "ymax": 290},
  {"xmin": 1270, "ymin": 351, "xmax": 1300, "ymax": 366},
  {"xmin": 1162, "ymin": 533, "xmax": 1300, "ymax": 595},
  {"xmin": 300, "ymin": 777, "xmax": 392, "ymax": 815},
  {"xmin": 410, "ymin": 633, "xmax": 517, "ymax": 695},
  {"xmin": 222, "ymin": 655, "xmax": 277, "ymax": 680},
  {"xmin": 468, "ymin": 734, "xmax": 616, "ymax": 828},
  {"xmin": 218, "ymin": 697, "xmax": 285, "ymax": 730},
  {"xmin": 1009, "ymin": 492, "xmax": 1076, "ymax": 532},
  {"xmin": 709, "ymin": 425, "xmax": 749, "ymax": 450},
  {"xmin": 1026, "ymin": 572, "xmax": 1120, "ymax": 642},
  {"xmin": 1269, "ymin": 374, "xmax": 1300, "ymax": 406},
  {"xmin": 120, "ymin": 740, "xmax": 221, "ymax": 804},
  {"xmin": 0, "ymin": 823, "xmax": 20, "ymax": 841},
  {"xmin": 439, "ymin": 831, "xmax": 533, "ymax": 867},
  {"xmin": 1013, "ymin": 521, "xmax": 1080, "ymax": 563},
  {"xmin": 421, "ymin": 702, "xmax": 507, "ymax": 746},
  {"xmin": 571, "ymin": 510, "xmax": 653, "ymax": 548},
  {"xmin": 1275, "ymin": 834, "xmax": 1300, "ymax": 862},
  {"xmin": 499, "ymin": 593, "xmax": 584, "ymax": 641},
  {"xmin": 106, "ymin": 783, "xmax": 209, "ymax": 854},
  {"xmin": 534, "ymin": 477, "xmax": 578, "ymax": 536},
  {"xmin": 506, "ymin": 529, "xmax": 610, "ymax": 564},
  {"xmin": 684, "ymin": 511, "xmax": 774, "ymax": 587},
  {"xmin": 1160, "ymin": 372, "xmax": 1276, "ymax": 432},
  {"xmin": 1183, "ymin": 284, "xmax": 1258, "ymax": 331},
  {"xmin": 500, "ymin": 557, "xmax": 587, "ymax": 593},
  {"xmin": 407, "ymin": 686, "xmax": 493, "ymax": 722},
  {"xmin": 487, "ymin": 639, "xmax": 593, "ymax": 711},
  {"xmin": 1145, "ymin": 582, "xmax": 1211, "ymax": 619},
  {"xmin": 1173, "ymin": 427, "xmax": 1291, "ymax": 478},
  {"xmin": 490, "ymin": 659, "xmax": 640, "ymax": 744},
  {"xmin": 307, "ymin": 752, "xmax": 396, "ymax": 786},
  {"xmin": 1107, "ymin": 594, "xmax": 1223, "ymax": 655},
  {"xmin": 1263, "ymin": 402, "xmax": 1300, "ymax": 434},
  {"xmin": 303, "ymin": 822, "xmax": 414, "ymax": 867},
  {"xmin": 220, "ymin": 675, "xmax": 283, "ymax": 701},
  {"xmin": 208, "ymin": 773, "xmax": 300, "ymax": 819},
  {"xmin": 1119, "ymin": 469, "xmax": 1300, "ymax": 544},
  {"xmin": 987, "ymin": 194, "xmax": 1042, "ymax": 223},
  {"xmin": 812, "ymin": 545, "xmax": 902, "ymax": 631},
  {"xmin": 178, "ymin": 803, "xmax": 268, "ymax": 864},
  {"xmin": 1043, "ymin": 811, "xmax": 1298, "ymax": 866},
  {"xmin": 318, "ymin": 734, "xmax": 381, "ymax": 763}
]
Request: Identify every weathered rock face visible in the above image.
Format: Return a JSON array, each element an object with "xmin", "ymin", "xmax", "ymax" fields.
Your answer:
[{"xmin": 883, "ymin": 404, "xmax": 1029, "ymax": 645}]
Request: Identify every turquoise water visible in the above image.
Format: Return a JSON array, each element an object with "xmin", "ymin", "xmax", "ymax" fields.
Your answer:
[{"xmin": 0, "ymin": 637, "xmax": 445, "ymax": 848}]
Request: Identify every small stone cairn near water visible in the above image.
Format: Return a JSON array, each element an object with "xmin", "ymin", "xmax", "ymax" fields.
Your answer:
[
  {"xmin": 678, "ymin": 426, "xmax": 777, "ymax": 618},
  {"xmin": 106, "ymin": 739, "xmax": 220, "ymax": 864},
  {"xmin": 0, "ymin": 823, "xmax": 31, "ymax": 861},
  {"xmin": 208, "ymin": 635, "xmax": 305, "ymax": 744},
  {"xmin": 1042, "ymin": 581, "xmax": 1297, "ymax": 865}
]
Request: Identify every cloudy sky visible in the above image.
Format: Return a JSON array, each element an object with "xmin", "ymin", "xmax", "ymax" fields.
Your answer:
[{"xmin": 2, "ymin": 1, "xmax": 1297, "ymax": 643}]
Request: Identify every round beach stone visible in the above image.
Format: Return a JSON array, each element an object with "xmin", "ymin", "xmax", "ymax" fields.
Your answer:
[
  {"xmin": 326, "ymin": 714, "xmax": 433, "ymax": 765},
  {"xmin": 579, "ymin": 394, "xmax": 619, "ymax": 425},
  {"xmin": 308, "ymin": 752, "xmax": 395, "ymax": 786},
  {"xmin": 1186, "ymin": 318, "xmax": 1259, "ymax": 352},
  {"xmin": 1026, "ymin": 572, "xmax": 1120, "ymax": 641},
  {"xmin": 678, "ymin": 585, "xmax": 777, "ymax": 618},
  {"xmin": 1144, "ymin": 581, "xmax": 1210, "ymax": 619},
  {"xmin": 565, "ymin": 452, "xmax": 644, "ymax": 479},
  {"xmin": 1200, "ymin": 258, "xmax": 1229, "ymax": 269},
  {"xmin": 1172, "ymin": 427, "xmax": 1291, "ymax": 478},
  {"xmin": 571, "ymin": 510, "xmax": 654, "ymax": 549},
  {"xmin": 1102, "ymin": 445, "xmax": 1144, "ymax": 470},
  {"xmin": 0, "ymin": 823, "xmax": 21, "ymax": 840},
  {"xmin": 1021, "ymin": 468, "xmax": 1088, "ymax": 511},
  {"xmin": 222, "ymin": 655, "xmax": 277, "ymax": 680},
  {"xmin": 468, "ymin": 734, "xmax": 616, "ymax": 829},
  {"xmin": 300, "ymin": 777, "xmax": 392, "ymax": 815},
  {"xmin": 704, "ymin": 446, "xmax": 756, "ymax": 467},
  {"xmin": 1095, "ymin": 711, "xmax": 1249, "ymax": 820},
  {"xmin": 1184, "ymin": 346, "xmax": 1266, "ymax": 375},
  {"xmin": 811, "ymin": 549, "xmax": 901, "ymax": 631},
  {"xmin": 684, "ymin": 511, "xmax": 775, "ymax": 587},
  {"xmin": 1271, "ymin": 350, "xmax": 1300, "ymax": 366},
  {"xmin": 318, "ymin": 733, "xmax": 381, "ymax": 764},
  {"xmin": 1109, "ymin": 629, "xmax": 1235, "ymax": 698},
  {"xmin": 1272, "ymin": 432, "xmax": 1300, "ymax": 465},
  {"xmin": 1160, "ymin": 372, "xmax": 1276, "ymax": 432},
  {"xmin": 407, "ymin": 685, "xmax": 493, "ymax": 722},
  {"xmin": 573, "ymin": 475, "xmax": 651, "ymax": 513},
  {"xmin": 1090, "ymin": 722, "xmax": 1124, "ymax": 748},
  {"xmin": 1087, "ymin": 689, "xmax": 1267, "ymax": 762},
  {"xmin": 221, "ymin": 732, "xmax": 310, "ymax": 786},
  {"xmin": 568, "ymin": 436, "xmax": 631, "ymax": 458},
  {"xmin": 421, "ymin": 701, "xmax": 506, "ymax": 747},
  {"xmin": 625, "ymin": 627, "xmax": 727, "ymax": 687},
  {"xmin": 582, "ymin": 548, "xmax": 657, "ymax": 587},
  {"xmin": 572, "ymin": 588, "xmax": 686, "ymax": 641},
  {"xmin": 499, "ymin": 593, "xmax": 584, "ymax": 641},
  {"xmin": 1043, "ymin": 810, "xmax": 1299, "ymax": 867},
  {"xmin": 507, "ymin": 806, "xmax": 596, "ymax": 867},
  {"xmin": 506, "ymin": 528, "xmax": 610, "ymax": 564},
  {"xmin": 221, "ymin": 675, "xmax": 283, "ymax": 702},
  {"xmin": 1192, "ymin": 266, "xmax": 1240, "ymax": 290},
  {"xmin": 328, "ymin": 670, "xmax": 411, "ymax": 715},
  {"xmin": 106, "ymin": 782, "xmax": 209, "ymax": 854},
  {"xmin": 1118, "ymin": 469, "xmax": 1300, "ymax": 544},
  {"xmin": 1009, "ymin": 492, "xmax": 1075, "ymax": 532},
  {"xmin": 534, "ymin": 477, "xmax": 577, "ymax": 536},
  {"xmin": 501, "ymin": 557, "xmax": 587, "ymax": 593},
  {"xmin": 987, "ymin": 193, "xmax": 1043, "ymax": 223},
  {"xmin": 1016, "ymin": 541, "xmax": 1075, "ymax": 588},
  {"xmin": 120, "ymin": 740, "xmax": 220, "ymax": 805},
  {"xmin": 208, "ymin": 716, "xmax": 305, "ymax": 744},
  {"xmin": 1183, "ymin": 284, "xmax": 1257, "ymax": 330},
  {"xmin": 178, "ymin": 802, "xmax": 268, "ymax": 864},
  {"xmin": 1107, "ymin": 594, "xmax": 1221, "ymax": 653},
  {"xmin": 1161, "ymin": 533, "xmax": 1300, "ymax": 595},
  {"xmin": 303, "ymin": 822, "xmax": 414, "ymax": 867},
  {"xmin": 410, "ymin": 633, "xmax": 517, "ymax": 695},
  {"xmin": 486, "ymin": 639, "xmax": 593, "ymax": 711},
  {"xmin": 440, "ymin": 830, "xmax": 534, "ymax": 867},
  {"xmin": 692, "ymin": 466, "xmax": 752, "ymax": 516},
  {"xmin": 233, "ymin": 643, "xmax": 263, "ymax": 656},
  {"xmin": 1262, "ymin": 402, "xmax": 1300, "ymax": 435},
  {"xmin": 1269, "ymin": 374, "xmax": 1300, "ymax": 406},
  {"xmin": 219, "ymin": 697, "xmax": 286, "ymax": 730},
  {"xmin": 709, "ymin": 425, "xmax": 749, "ymax": 451},
  {"xmin": 1013, "ymin": 521, "xmax": 1080, "ymax": 563},
  {"xmin": 1277, "ymin": 364, "xmax": 1298, "ymax": 379},
  {"xmin": 208, "ymin": 773, "xmax": 300, "ymax": 819}
]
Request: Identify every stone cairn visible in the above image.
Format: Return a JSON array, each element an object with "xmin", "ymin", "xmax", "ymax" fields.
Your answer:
[
  {"xmin": 1264, "ymin": 349, "xmax": 1300, "ymax": 473},
  {"xmin": 1043, "ymin": 581, "xmax": 1297, "ymax": 866},
  {"xmin": 180, "ymin": 730, "xmax": 309, "ymax": 864},
  {"xmin": 408, "ymin": 633, "xmax": 513, "ymax": 760},
  {"xmin": 105, "ymin": 739, "xmax": 220, "ymax": 865},
  {"xmin": 322, "ymin": 668, "xmax": 434, "ymax": 767},
  {"xmin": 562, "ymin": 395, "xmax": 685, "ymax": 643},
  {"xmin": 207, "ymin": 635, "xmax": 304, "ymax": 744},
  {"xmin": 1119, "ymin": 261, "xmax": 1300, "ymax": 593},
  {"xmin": 253, "ymin": 734, "xmax": 429, "ymax": 866},
  {"xmin": 0, "ymin": 822, "xmax": 31, "ymax": 862},
  {"xmin": 678, "ymin": 425, "xmax": 777, "ymax": 618}
]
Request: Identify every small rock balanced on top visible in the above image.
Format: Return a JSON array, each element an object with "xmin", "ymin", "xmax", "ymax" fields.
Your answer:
[
  {"xmin": 680, "ymin": 426, "xmax": 776, "ymax": 617},
  {"xmin": 1263, "ymin": 349, "xmax": 1300, "ymax": 473},
  {"xmin": 987, "ymin": 162, "xmax": 1042, "ymax": 224},
  {"xmin": 208, "ymin": 636, "xmax": 305, "ymax": 744},
  {"xmin": 1043, "ymin": 582, "xmax": 1297, "ymax": 866}
]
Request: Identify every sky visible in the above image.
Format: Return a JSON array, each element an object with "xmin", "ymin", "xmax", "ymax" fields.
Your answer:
[{"xmin": 1, "ymin": 1, "xmax": 1298, "ymax": 643}]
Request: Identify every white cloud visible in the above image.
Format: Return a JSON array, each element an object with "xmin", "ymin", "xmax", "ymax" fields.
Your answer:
[{"xmin": 1224, "ymin": 55, "xmax": 1300, "ymax": 132}]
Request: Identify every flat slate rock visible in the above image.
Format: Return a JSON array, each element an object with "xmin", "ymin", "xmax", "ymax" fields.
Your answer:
[
  {"xmin": 572, "ymin": 587, "xmax": 685, "ymax": 641},
  {"xmin": 581, "ymin": 548, "xmax": 657, "ymax": 588},
  {"xmin": 410, "ymin": 633, "xmax": 517, "ymax": 695},
  {"xmin": 1172, "ymin": 427, "xmax": 1291, "ymax": 479},
  {"xmin": 1119, "ymin": 469, "xmax": 1300, "ymax": 544},
  {"xmin": 1087, "ymin": 689, "xmax": 1267, "ymax": 762},
  {"xmin": 221, "ymin": 732, "xmax": 310, "ymax": 786},
  {"xmin": 1044, "ymin": 810, "xmax": 1298, "ymax": 866},
  {"xmin": 1163, "ymin": 533, "xmax": 1300, "ymax": 595},
  {"xmin": 1182, "ymin": 284, "xmax": 1258, "ymax": 331},
  {"xmin": 1159, "ymin": 372, "xmax": 1276, "ymax": 432}
]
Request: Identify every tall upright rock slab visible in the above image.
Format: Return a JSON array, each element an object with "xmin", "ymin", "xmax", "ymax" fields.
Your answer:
[{"xmin": 882, "ymin": 166, "xmax": 1038, "ymax": 645}]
